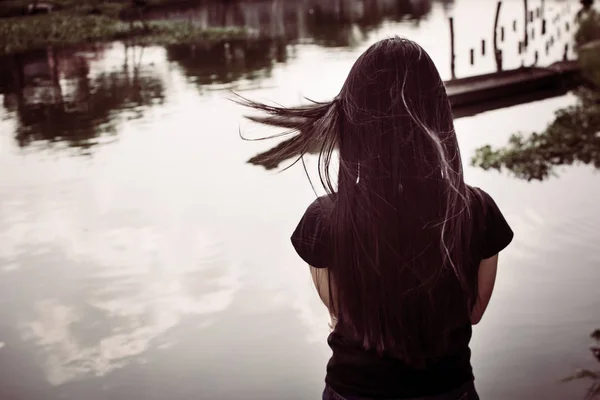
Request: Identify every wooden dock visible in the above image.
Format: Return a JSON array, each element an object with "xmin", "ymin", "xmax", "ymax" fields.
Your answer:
[
  {"xmin": 248, "ymin": 60, "xmax": 582, "ymax": 169},
  {"xmin": 447, "ymin": 60, "xmax": 581, "ymax": 117}
]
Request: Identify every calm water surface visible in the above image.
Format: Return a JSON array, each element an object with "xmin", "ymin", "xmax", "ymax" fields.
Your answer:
[{"xmin": 0, "ymin": 1, "xmax": 598, "ymax": 399}]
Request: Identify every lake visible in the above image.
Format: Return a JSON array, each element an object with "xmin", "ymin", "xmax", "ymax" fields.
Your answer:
[{"xmin": 0, "ymin": 0, "xmax": 598, "ymax": 399}]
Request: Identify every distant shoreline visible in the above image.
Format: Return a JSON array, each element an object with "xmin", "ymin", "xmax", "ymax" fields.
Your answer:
[{"xmin": 0, "ymin": 1, "xmax": 250, "ymax": 56}]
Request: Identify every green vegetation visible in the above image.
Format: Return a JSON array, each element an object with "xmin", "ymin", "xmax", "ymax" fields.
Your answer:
[
  {"xmin": 471, "ymin": 86, "xmax": 600, "ymax": 181},
  {"xmin": 0, "ymin": 1, "xmax": 248, "ymax": 55},
  {"xmin": 132, "ymin": 21, "xmax": 247, "ymax": 47},
  {"xmin": 0, "ymin": 0, "xmax": 184, "ymax": 19},
  {"xmin": 471, "ymin": 9, "xmax": 600, "ymax": 181},
  {"xmin": 576, "ymin": 9, "xmax": 600, "ymax": 87},
  {"xmin": 575, "ymin": 7, "xmax": 600, "ymax": 48},
  {"xmin": 0, "ymin": 13, "xmax": 129, "ymax": 54},
  {"xmin": 562, "ymin": 330, "xmax": 600, "ymax": 399}
]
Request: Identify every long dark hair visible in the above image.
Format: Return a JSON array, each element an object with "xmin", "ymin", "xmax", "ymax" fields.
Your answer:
[{"xmin": 238, "ymin": 37, "xmax": 477, "ymax": 367}]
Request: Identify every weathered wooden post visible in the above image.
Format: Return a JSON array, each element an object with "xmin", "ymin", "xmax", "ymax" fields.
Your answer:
[
  {"xmin": 541, "ymin": 0, "xmax": 545, "ymax": 17},
  {"xmin": 542, "ymin": 19, "xmax": 547, "ymax": 35},
  {"xmin": 499, "ymin": 50, "xmax": 503, "ymax": 69},
  {"xmin": 449, "ymin": 17, "xmax": 456, "ymax": 79},
  {"xmin": 523, "ymin": 0, "xmax": 529, "ymax": 47},
  {"xmin": 493, "ymin": 1, "xmax": 503, "ymax": 71}
]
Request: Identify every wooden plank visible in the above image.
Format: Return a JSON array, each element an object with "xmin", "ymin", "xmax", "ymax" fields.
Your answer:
[{"xmin": 446, "ymin": 60, "xmax": 579, "ymax": 108}]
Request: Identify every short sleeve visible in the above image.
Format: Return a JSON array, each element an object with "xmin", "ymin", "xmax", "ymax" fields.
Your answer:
[
  {"xmin": 290, "ymin": 196, "xmax": 332, "ymax": 268},
  {"xmin": 473, "ymin": 188, "xmax": 514, "ymax": 260}
]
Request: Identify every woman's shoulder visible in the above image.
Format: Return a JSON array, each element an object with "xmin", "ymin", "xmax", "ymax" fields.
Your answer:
[
  {"xmin": 466, "ymin": 185, "xmax": 508, "ymax": 218},
  {"xmin": 465, "ymin": 185, "xmax": 514, "ymax": 259},
  {"xmin": 290, "ymin": 194, "xmax": 335, "ymax": 268},
  {"xmin": 466, "ymin": 185, "xmax": 503, "ymax": 215},
  {"xmin": 294, "ymin": 194, "xmax": 335, "ymax": 240},
  {"xmin": 466, "ymin": 185, "xmax": 492, "ymax": 203},
  {"xmin": 303, "ymin": 194, "xmax": 335, "ymax": 217}
]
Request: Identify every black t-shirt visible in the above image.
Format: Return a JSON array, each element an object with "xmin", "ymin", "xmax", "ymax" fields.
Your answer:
[{"xmin": 290, "ymin": 186, "xmax": 514, "ymax": 399}]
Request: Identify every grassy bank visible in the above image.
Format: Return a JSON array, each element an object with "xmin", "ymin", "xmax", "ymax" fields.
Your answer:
[
  {"xmin": 0, "ymin": 12, "xmax": 248, "ymax": 55},
  {"xmin": 0, "ymin": 0, "xmax": 187, "ymax": 19}
]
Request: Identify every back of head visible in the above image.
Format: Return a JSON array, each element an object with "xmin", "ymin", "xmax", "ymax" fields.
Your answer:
[
  {"xmin": 329, "ymin": 38, "xmax": 476, "ymax": 366},
  {"xmin": 240, "ymin": 37, "xmax": 476, "ymax": 367}
]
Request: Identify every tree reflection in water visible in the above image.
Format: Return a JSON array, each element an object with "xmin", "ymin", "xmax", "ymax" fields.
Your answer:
[
  {"xmin": 0, "ymin": 0, "xmax": 443, "ymax": 152},
  {"xmin": 165, "ymin": 38, "xmax": 288, "ymax": 87},
  {"xmin": 303, "ymin": 0, "xmax": 432, "ymax": 47},
  {"xmin": 144, "ymin": 0, "xmax": 438, "ymax": 49},
  {"xmin": 0, "ymin": 45, "xmax": 165, "ymax": 154},
  {"xmin": 162, "ymin": 0, "xmax": 439, "ymax": 90}
]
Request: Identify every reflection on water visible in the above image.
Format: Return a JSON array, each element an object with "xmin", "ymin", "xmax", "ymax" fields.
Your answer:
[
  {"xmin": 145, "ymin": 0, "xmax": 440, "ymax": 47},
  {"xmin": 0, "ymin": 189, "xmax": 241, "ymax": 386},
  {"xmin": 166, "ymin": 38, "xmax": 288, "ymax": 87},
  {"xmin": 0, "ymin": 46, "xmax": 165, "ymax": 154},
  {"xmin": 0, "ymin": 0, "xmax": 443, "ymax": 153}
]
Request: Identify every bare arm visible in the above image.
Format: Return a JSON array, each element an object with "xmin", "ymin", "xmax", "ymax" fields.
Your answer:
[
  {"xmin": 311, "ymin": 254, "xmax": 499, "ymax": 327},
  {"xmin": 471, "ymin": 254, "xmax": 499, "ymax": 325},
  {"xmin": 309, "ymin": 266, "xmax": 331, "ymax": 308}
]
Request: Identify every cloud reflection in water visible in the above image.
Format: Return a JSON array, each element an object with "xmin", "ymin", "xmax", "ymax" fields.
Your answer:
[{"xmin": 0, "ymin": 193, "xmax": 241, "ymax": 386}]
